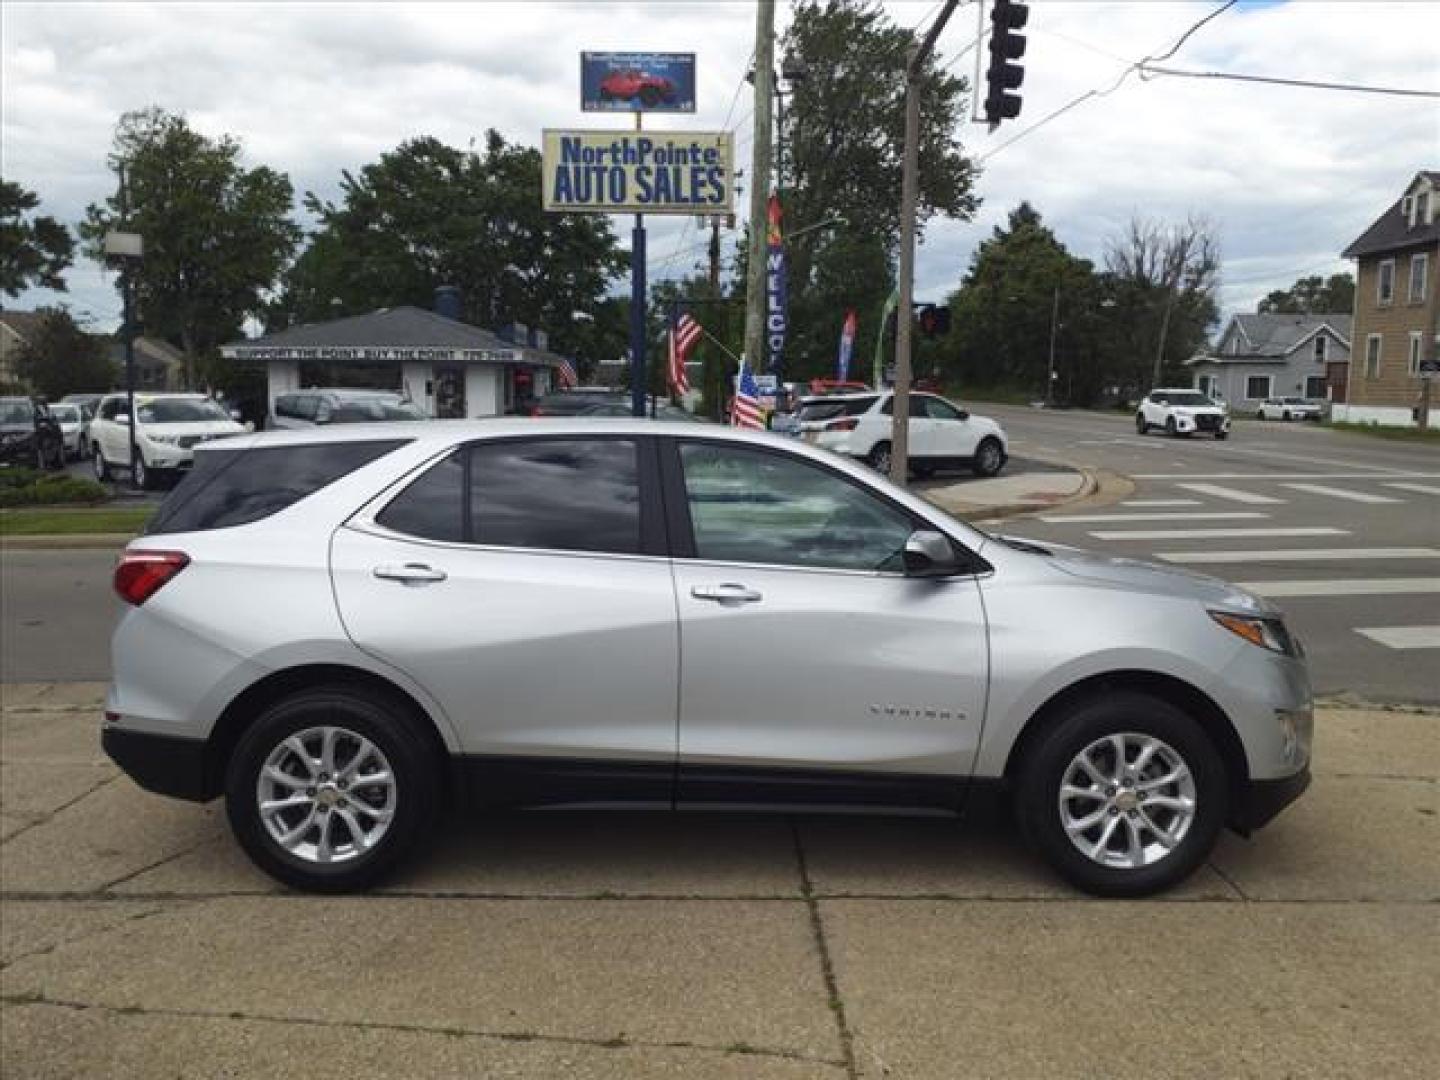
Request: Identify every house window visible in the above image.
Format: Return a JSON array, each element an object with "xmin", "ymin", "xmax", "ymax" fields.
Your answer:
[
  {"xmin": 1245, "ymin": 374, "xmax": 1272, "ymax": 400},
  {"xmin": 1197, "ymin": 374, "xmax": 1217, "ymax": 398},
  {"xmin": 1419, "ymin": 192, "xmax": 1432, "ymax": 225},
  {"xmin": 1410, "ymin": 332, "xmax": 1424, "ymax": 376},
  {"xmin": 1410, "ymin": 253, "xmax": 1428, "ymax": 303},
  {"xmin": 1377, "ymin": 259, "xmax": 1395, "ymax": 304},
  {"xmin": 1365, "ymin": 334, "xmax": 1382, "ymax": 379},
  {"xmin": 1304, "ymin": 375, "xmax": 1327, "ymax": 400},
  {"xmin": 1313, "ymin": 334, "xmax": 1327, "ymax": 362}
]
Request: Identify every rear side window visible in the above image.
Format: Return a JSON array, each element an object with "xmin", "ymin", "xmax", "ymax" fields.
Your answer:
[
  {"xmin": 146, "ymin": 440, "xmax": 408, "ymax": 535},
  {"xmin": 376, "ymin": 438, "xmax": 642, "ymax": 555},
  {"xmin": 798, "ymin": 396, "xmax": 877, "ymax": 422}
]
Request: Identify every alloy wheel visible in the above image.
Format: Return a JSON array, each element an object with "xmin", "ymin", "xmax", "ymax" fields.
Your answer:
[
  {"xmin": 256, "ymin": 725, "xmax": 397, "ymax": 865},
  {"xmin": 1057, "ymin": 732, "xmax": 1196, "ymax": 869}
]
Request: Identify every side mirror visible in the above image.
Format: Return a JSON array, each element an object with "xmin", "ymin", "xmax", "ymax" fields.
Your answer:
[
  {"xmin": 903, "ymin": 529, "xmax": 961, "ymax": 578},
  {"xmin": 956, "ymin": 410, "xmax": 970, "ymax": 421}
]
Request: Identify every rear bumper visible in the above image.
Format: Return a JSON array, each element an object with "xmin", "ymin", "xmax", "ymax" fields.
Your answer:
[
  {"xmin": 102, "ymin": 724, "xmax": 216, "ymax": 802},
  {"xmin": 1230, "ymin": 766, "xmax": 1310, "ymax": 834}
]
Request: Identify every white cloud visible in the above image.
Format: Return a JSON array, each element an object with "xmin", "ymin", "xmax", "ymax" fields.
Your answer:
[{"xmin": 2, "ymin": 0, "xmax": 1437, "ymax": 333}]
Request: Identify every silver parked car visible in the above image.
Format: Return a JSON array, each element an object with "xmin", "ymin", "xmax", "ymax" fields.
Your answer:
[{"xmin": 103, "ymin": 420, "xmax": 1312, "ymax": 895}]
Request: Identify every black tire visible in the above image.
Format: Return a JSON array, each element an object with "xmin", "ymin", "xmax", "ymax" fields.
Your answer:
[
  {"xmin": 1215, "ymin": 431, "xmax": 1229, "ymax": 441},
  {"xmin": 1015, "ymin": 691, "xmax": 1228, "ymax": 897},
  {"xmin": 132, "ymin": 454, "xmax": 152, "ymax": 490},
  {"xmin": 1135, "ymin": 414, "xmax": 1148, "ymax": 435},
  {"xmin": 225, "ymin": 685, "xmax": 442, "ymax": 893},
  {"xmin": 93, "ymin": 444, "xmax": 109, "ymax": 481},
  {"xmin": 1281, "ymin": 411, "xmax": 1291, "ymax": 422},
  {"xmin": 1165, "ymin": 416, "xmax": 1178, "ymax": 437},
  {"xmin": 867, "ymin": 441, "xmax": 893, "ymax": 476},
  {"xmin": 971, "ymin": 437, "xmax": 1005, "ymax": 477}
]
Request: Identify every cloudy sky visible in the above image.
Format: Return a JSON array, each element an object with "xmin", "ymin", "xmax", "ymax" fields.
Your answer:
[{"xmin": 3, "ymin": 0, "xmax": 1437, "ymax": 334}]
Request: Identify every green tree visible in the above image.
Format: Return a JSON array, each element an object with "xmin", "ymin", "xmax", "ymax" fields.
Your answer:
[
  {"xmin": 1257, "ymin": 272, "xmax": 1355, "ymax": 314},
  {"xmin": 774, "ymin": 0, "xmax": 980, "ymax": 379},
  {"xmin": 80, "ymin": 108, "xmax": 300, "ymax": 390},
  {"xmin": 276, "ymin": 132, "xmax": 627, "ymax": 372},
  {"xmin": 1, "ymin": 179, "xmax": 75, "ymax": 297},
  {"xmin": 13, "ymin": 309, "xmax": 114, "ymax": 399}
]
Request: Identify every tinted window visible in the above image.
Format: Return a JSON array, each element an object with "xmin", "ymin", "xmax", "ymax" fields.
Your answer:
[
  {"xmin": 1168, "ymin": 392, "xmax": 1215, "ymax": 407},
  {"xmin": 471, "ymin": 439, "xmax": 641, "ymax": 554},
  {"xmin": 797, "ymin": 396, "xmax": 877, "ymax": 422},
  {"xmin": 678, "ymin": 443, "xmax": 914, "ymax": 571},
  {"xmin": 100, "ymin": 398, "xmax": 120, "ymax": 420},
  {"xmin": 147, "ymin": 440, "xmax": 408, "ymax": 535},
  {"xmin": 137, "ymin": 398, "xmax": 230, "ymax": 423},
  {"xmin": 923, "ymin": 397, "xmax": 962, "ymax": 420},
  {"xmin": 879, "ymin": 396, "xmax": 927, "ymax": 418},
  {"xmin": 376, "ymin": 451, "xmax": 464, "ymax": 542},
  {"xmin": 0, "ymin": 400, "xmax": 30, "ymax": 425}
]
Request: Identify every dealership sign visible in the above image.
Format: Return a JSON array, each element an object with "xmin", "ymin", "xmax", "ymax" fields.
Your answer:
[
  {"xmin": 581, "ymin": 52, "xmax": 696, "ymax": 113},
  {"xmin": 542, "ymin": 130, "xmax": 733, "ymax": 215}
]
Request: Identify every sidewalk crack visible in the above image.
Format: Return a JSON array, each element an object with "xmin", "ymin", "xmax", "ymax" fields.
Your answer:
[{"xmin": 790, "ymin": 819, "xmax": 859, "ymax": 1080}]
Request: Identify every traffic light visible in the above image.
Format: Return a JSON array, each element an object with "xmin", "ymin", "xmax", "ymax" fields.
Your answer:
[
  {"xmin": 917, "ymin": 305, "xmax": 951, "ymax": 338},
  {"xmin": 985, "ymin": 0, "xmax": 1028, "ymax": 128}
]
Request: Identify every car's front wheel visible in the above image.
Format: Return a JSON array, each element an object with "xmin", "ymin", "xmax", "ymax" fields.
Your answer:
[
  {"xmin": 92, "ymin": 444, "xmax": 109, "ymax": 481},
  {"xmin": 1135, "ymin": 413, "xmax": 1148, "ymax": 435},
  {"xmin": 132, "ymin": 455, "xmax": 151, "ymax": 490},
  {"xmin": 1165, "ymin": 416, "xmax": 1179, "ymax": 437},
  {"xmin": 867, "ymin": 441, "xmax": 892, "ymax": 476},
  {"xmin": 1015, "ymin": 691, "xmax": 1227, "ymax": 897},
  {"xmin": 226, "ymin": 685, "xmax": 441, "ymax": 892},
  {"xmin": 972, "ymin": 437, "xmax": 1005, "ymax": 477}
]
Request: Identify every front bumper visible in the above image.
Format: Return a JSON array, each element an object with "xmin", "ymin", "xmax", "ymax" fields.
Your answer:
[
  {"xmin": 1172, "ymin": 413, "xmax": 1229, "ymax": 434},
  {"xmin": 102, "ymin": 723, "xmax": 216, "ymax": 802},
  {"xmin": 1231, "ymin": 765, "xmax": 1311, "ymax": 834}
]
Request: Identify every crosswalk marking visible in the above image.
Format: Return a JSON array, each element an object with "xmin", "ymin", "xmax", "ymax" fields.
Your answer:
[
  {"xmin": 1175, "ymin": 482, "xmax": 1284, "ymax": 505},
  {"xmin": 1281, "ymin": 483, "xmax": 1402, "ymax": 504},
  {"xmin": 1234, "ymin": 578, "xmax": 1440, "ymax": 598},
  {"xmin": 1155, "ymin": 547, "xmax": 1440, "ymax": 565},
  {"xmin": 1088, "ymin": 526, "xmax": 1347, "ymax": 541},
  {"xmin": 1355, "ymin": 626, "xmax": 1440, "ymax": 650},
  {"xmin": 1040, "ymin": 511, "xmax": 1266, "ymax": 524},
  {"xmin": 1383, "ymin": 482, "xmax": 1440, "ymax": 496},
  {"xmin": 1121, "ymin": 499, "xmax": 1201, "ymax": 507}
]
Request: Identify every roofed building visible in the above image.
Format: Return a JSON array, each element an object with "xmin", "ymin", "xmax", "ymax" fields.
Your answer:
[{"xmin": 1189, "ymin": 312, "xmax": 1351, "ymax": 413}]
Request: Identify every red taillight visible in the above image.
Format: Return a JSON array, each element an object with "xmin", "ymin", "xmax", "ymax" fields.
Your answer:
[
  {"xmin": 114, "ymin": 550, "xmax": 190, "ymax": 606},
  {"xmin": 825, "ymin": 417, "xmax": 859, "ymax": 431}
]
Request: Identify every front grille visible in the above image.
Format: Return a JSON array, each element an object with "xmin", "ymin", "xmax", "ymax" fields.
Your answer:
[{"xmin": 1195, "ymin": 414, "xmax": 1221, "ymax": 431}]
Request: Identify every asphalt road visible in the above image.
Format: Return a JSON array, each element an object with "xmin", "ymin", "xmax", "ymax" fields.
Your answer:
[{"xmin": 977, "ymin": 404, "xmax": 1439, "ymax": 705}]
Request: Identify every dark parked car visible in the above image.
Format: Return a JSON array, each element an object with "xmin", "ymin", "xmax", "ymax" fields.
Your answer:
[{"xmin": 0, "ymin": 397, "xmax": 66, "ymax": 469}]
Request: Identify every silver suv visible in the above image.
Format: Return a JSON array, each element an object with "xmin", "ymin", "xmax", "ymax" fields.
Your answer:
[{"xmin": 103, "ymin": 421, "xmax": 1312, "ymax": 895}]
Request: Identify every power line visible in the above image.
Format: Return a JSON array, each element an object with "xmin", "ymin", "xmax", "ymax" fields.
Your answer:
[{"xmin": 1138, "ymin": 64, "xmax": 1440, "ymax": 99}]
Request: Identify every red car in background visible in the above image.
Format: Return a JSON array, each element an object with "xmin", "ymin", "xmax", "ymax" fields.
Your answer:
[{"xmin": 599, "ymin": 69, "xmax": 677, "ymax": 108}]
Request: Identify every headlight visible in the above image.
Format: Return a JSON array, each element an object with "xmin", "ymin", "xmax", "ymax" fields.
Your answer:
[
  {"xmin": 1209, "ymin": 611, "xmax": 1300, "ymax": 656},
  {"xmin": 146, "ymin": 434, "xmax": 179, "ymax": 445}
]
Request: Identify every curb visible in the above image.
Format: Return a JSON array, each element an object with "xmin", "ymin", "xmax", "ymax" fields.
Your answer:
[{"xmin": 924, "ymin": 465, "xmax": 1133, "ymax": 525}]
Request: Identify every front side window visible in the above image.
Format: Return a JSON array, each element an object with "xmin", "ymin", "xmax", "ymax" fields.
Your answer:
[
  {"xmin": 1377, "ymin": 259, "xmax": 1395, "ymax": 304},
  {"xmin": 921, "ymin": 396, "xmax": 963, "ymax": 420},
  {"xmin": 100, "ymin": 398, "xmax": 120, "ymax": 421},
  {"xmin": 1410, "ymin": 253, "xmax": 1428, "ymax": 303},
  {"xmin": 678, "ymin": 442, "xmax": 915, "ymax": 572}
]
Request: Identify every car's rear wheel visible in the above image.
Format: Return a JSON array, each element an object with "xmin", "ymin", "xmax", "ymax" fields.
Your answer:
[
  {"xmin": 132, "ymin": 455, "xmax": 151, "ymax": 490},
  {"xmin": 226, "ymin": 686, "xmax": 441, "ymax": 892},
  {"xmin": 867, "ymin": 441, "xmax": 892, "ymax": 476},
  {"xmin": 972, "ymin": 437, "xmax": 1005, "ymax": 477},
  {"xmin": 1015, "ymin": 691, "xmax": 1227, "ymax": 897}
]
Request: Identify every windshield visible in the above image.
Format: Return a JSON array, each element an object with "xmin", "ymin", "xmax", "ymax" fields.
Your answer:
[
  {"xmin": 136, "ymin": 398, "xmax": 231, "ymax": 424},
  {"xmin": 329, "ymin": 398, "xmax": 428, "ymax": 422},
  {"xmin": 0, "ymin": 400, "xmax": 31, "ymax": 424},
  {"xmin": 50, "ymin": 404, "xmax": 80, "ymax": 422},
  {"xmin": 1165, "ymin": 392, "xmax": 1217, "ymax": 407},
  {"xmin": 798, "ymin": 396, "xmax": 877, "ymax": 422}
]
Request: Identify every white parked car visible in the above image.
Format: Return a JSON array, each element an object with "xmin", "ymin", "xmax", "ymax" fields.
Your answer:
[
  {"xmin": 1136, "ymin": 389, "xmax": 1230, "ymax": 439},
  {"xmin": 798, "ymin": 391, "xmax": 1008, "ymax": 477},
  {"xmin": 1256, "ymin": 397, "xmax": 1323, "ymax": 422},
  {"xmin": 47, "ymin": 402, "xmax": 88, "ymax": 460},
  {"xmin": 90, "ymin": 393, "xmax": 248, "ymax": 488}
]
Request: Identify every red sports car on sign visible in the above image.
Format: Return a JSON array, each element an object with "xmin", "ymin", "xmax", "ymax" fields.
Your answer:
[{"xmin": 599, "ymin": 69, "xmax": 677, "ymax": 108}]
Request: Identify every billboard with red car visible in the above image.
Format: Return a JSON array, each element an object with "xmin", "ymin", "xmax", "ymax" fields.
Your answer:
[{"xmin": 581, "ymin": 52, "xmax": 696, "ymax": 113}]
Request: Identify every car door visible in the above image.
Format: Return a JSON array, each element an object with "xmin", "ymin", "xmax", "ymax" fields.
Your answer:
[
  {"xmin": 881, "ymin": 394, "xmax": 935, "ymax": 459},
  {"xmin": 920, "ymin": 395, "xmax": 979, "ymax": 460},
  {"xmin": 96, "ymin": 397, "xmax": 124, "ymax": 462},
  {"xmin": 665, "ymin": 438, "xmax": 990, "ymax": 806},
  {"xmin": 331, "ymin": 435, "xmax": 680, "ymax": 796}
]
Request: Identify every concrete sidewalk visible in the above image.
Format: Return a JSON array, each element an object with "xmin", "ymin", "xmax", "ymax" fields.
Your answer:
[{"xmin": 2, "ymin": 683, "xmax": 1437, "ymax": 1077}]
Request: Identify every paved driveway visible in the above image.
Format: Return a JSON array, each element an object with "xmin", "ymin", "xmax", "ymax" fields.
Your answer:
[{"xmin": 2, "ymin": 684, "xmax": 1436, "ymax": 1077}]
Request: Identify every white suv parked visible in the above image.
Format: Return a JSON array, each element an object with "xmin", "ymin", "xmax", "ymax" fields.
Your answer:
[
  {"xmin": 1136, "ymin": 389, "xmax": 1230, "ymax": 439},
  {"xmin": 90, "ymin": 393, "xmax": 248, "ymax": 488},
  {"xmin": 798, "ymin": 391, "xmax": 1008, "ymax": 477}
]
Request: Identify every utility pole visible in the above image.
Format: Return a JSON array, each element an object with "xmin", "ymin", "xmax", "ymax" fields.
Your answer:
[
  {"xmin": 708, "ymin": 217, "xmax": 722, "ymax": 295},
  {"xmin": 1046, "ymin": 286, "xmax": 1060, "ymax": 407},
  {"xmin": 742, "ymin": 0, "xmax": 775, "ymax": 375},
  {"xmin": 892, "ymin": 0, "xmax": 960, "ymax": 484}
]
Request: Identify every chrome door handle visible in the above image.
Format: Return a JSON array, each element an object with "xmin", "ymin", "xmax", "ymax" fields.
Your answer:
[
  {"xmin": 373, "ymin": 563, "xmax": 447, "ymax": 585},
  {"xmin": 691, "ymin": 583, "xmax": 763, "ymax": 604}
]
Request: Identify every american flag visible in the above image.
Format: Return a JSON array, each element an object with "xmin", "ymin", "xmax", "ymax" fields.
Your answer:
[
  {"xmin": 668, "ymin": 312, "xmax": 701, "ymax": 396},
  {"xmin": 732, "ymin": 362, "xmax": 765, "ymax": 430},
  {"xmin": 556, "ymin": 358, "xmax": 579, "ymax": 389}
]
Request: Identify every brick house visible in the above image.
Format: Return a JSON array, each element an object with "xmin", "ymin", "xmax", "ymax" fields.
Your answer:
[
  {"xmin": 1336, "ymin": 171, "xmax": 1439, "ymax": 426},
  {"xmin": 1189, "ymin": 312, "xmax": 1350, "ymax": 413}
]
